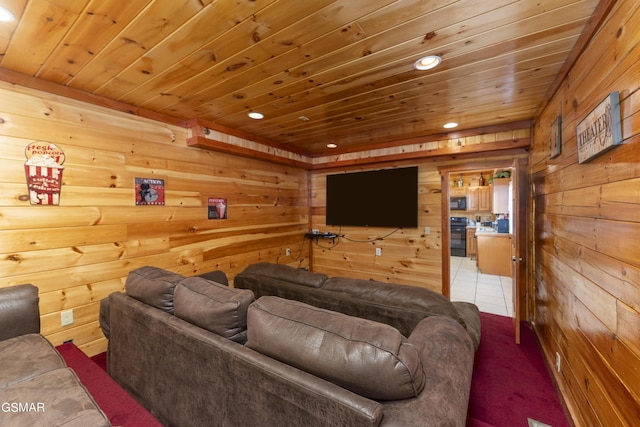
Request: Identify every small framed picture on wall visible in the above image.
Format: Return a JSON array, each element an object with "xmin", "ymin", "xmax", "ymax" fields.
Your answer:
[
  {"xmin": 208, "ymin": 198, "xmax": 227, "ymax": 219},
  {"xmin": 135, "ymin": 178, "xmax": 165, "ymax": 205},
  {"xmin": 549, "ymin": 115, "xmax": 562, "ymax": 159}
]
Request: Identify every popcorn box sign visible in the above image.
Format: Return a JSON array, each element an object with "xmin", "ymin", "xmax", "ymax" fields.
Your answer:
[{"xmin": 24, "ymin": 142, "xmax": 65, "ymax": 205}]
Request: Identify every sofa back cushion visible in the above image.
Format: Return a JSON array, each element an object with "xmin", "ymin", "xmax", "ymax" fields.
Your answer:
[
  {"xmin": 0, "ymin": 284, "xmax": 40, "ymax": 342},
  {"xmin": 322, "ymin": 277, "xmax": 467, "ymax": 328},
  {"xmin": 239, "ymin": 262, "xmax": 328, "ymax": 288},
  {"xmin": 125, "ymin": 266, "xmax": 184, "ymax": 314},
  {"xmin": 174, "ymin": 277, "xmax": 254, "ymax": 343},
  {"xmin": 246, "ymin": 296, "xmax": 425, "ymax": 400}
]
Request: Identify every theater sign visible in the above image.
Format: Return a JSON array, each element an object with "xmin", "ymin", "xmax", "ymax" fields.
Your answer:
[{"xmin": 576, "ymin": 91, "xmax": 622, "ymax": 164}]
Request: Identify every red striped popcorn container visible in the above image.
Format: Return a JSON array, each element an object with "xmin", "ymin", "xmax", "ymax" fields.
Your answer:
[{"xmin": 24, "ymin": 163, "xmax": 64, "ymax": 205}]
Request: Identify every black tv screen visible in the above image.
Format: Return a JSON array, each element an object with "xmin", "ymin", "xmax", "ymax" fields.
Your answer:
[{"xmin": 326, "ymin": 166, "xmax": 418, "ymax": 228}]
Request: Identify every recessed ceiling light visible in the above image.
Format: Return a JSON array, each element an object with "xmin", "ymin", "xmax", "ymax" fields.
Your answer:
[
  {"xmin": 327, "ymin": 143, "xmax": 338, "ymax": 149},
  {"xmin": 248, "ymin": 111, "xmax": 264, "ymax": 120},
  {"xmin": 0, "ymin": 7, "xmax": 14, "ymax": 22},
  {"xmin": 444, "ymin": 122, "xmax": 458, "ymax": 129},
  {"xmin": 413, "ymin": 55, "xmax": 441, "ymax": 71}
]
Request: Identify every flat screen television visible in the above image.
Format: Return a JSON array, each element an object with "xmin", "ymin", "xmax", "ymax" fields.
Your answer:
[{"xmin": 326, "ymin": 166, "xmax": 418, "ymax": 228}]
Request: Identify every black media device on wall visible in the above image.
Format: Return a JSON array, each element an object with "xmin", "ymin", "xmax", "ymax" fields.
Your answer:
[{"xmin": 326, "ymin": 166, "xmax": 418, "ymax": 228}]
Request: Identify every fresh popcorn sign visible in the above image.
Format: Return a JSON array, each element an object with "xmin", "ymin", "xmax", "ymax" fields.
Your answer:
[{"xmin": 24, "ymin": 142, "xmax": 66, "ymax": 205}]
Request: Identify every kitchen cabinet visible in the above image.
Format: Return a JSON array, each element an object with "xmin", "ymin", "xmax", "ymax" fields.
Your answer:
[
  {"xmin": 476, "ymin": 232, "xmax": 511, "ymax": 276},
  {"xmin": 451, "ymin": 187, "xmax": 467, "ymax": 197},
  {"xmin": 478, "ymin": 186, "xmax": 491, "ymax": 211},
  {"xmin": 466, "ymin": 228, "xmax": 477, "ymax": 258},
  {"xmin": 491, "ymin": 178, "xmax": 510, "ymax": 214},
  {"xmin": 467, "ymin": 186, "xmax": 490, "ymax": 212},
  {"xmin": 467, "ymin": 187, "xmax": 478, "ymax": 211}
]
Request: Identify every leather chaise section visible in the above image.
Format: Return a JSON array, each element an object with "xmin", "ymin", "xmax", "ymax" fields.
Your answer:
[{"xmin": 247, "ymin": 296, "xmax": 425, "ymax": 400}]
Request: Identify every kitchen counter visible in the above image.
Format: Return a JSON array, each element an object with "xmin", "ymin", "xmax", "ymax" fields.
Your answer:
[
  {"xmin": 476, "ymin": 231, "xmax": 512, "ymax": 276},
  {"xmin": 474, "ymin": 227, "xmax": 496, "ymax": 235}
]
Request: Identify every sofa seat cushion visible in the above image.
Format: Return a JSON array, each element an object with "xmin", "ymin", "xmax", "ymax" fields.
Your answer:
[
  {"xmin": 125, "ymin": 266, "xmax": 185, "ymax": 314},
  {"xmin": 247, "ymin": 296, "xmax": 425, "ymax": 400},
  {"xmin": 174, "ymin": 277, "xmax": 255, "ymax": 343},
  {"xmin": 1, "ymin": 367, "xmax": 111, "ymax": 427},
  {"xmin": 0, "ymin": 333, "xmax": 66, "ymax": 389},
  {"xmin": 240, "ymin": 262, "xmax": 328, "ymax": 288},
  {"xmin": 322, "ymin": 277, "xmax": 467, "ymax": 328}
]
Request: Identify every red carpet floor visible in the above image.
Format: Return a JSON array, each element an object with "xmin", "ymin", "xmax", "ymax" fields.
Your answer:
[
  {"xmin": 56, "ymin": 343, "xmax": 162, "ymax": 427},
  {"xmin": 467, "ymin": 313, "xmax": 570, "ymax": 427}
]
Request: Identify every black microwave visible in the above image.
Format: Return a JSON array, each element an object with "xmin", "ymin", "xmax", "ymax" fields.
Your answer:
[{"xmin": 450, "ymin": 196, "xmax": 467, "ymax": 211}]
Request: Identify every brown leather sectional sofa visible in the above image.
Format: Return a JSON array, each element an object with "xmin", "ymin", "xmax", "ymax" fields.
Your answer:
[
  {"xmin": 0, "ymin": 284, "xmax": 111, "ymax": 427},
  {"xmin": 234, "ymin": 262, "xmax": 481, "ymax": 350},
  {"xmin": 101, "ymin": 265, "xmax": 477, "ymax": 426}
]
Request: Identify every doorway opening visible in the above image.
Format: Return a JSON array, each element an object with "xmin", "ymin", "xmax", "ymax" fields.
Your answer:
[
  {"xmin": 448, "ymin": 168, "xmax": 513, "ymax": 316},
  {"xmin": 439, "ymin": 158, "xmax": 528, "ymax": 343}
]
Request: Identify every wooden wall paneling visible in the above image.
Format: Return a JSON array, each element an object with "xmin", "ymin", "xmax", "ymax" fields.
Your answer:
[
  {"xmin": 0, "ymin": 225, "xmax": 127, "ymax": 253},
  {"xmin": 46, "ymin": 320, "xmax": 105, "ymax": 349},
  {"xmin": 0, "ymin": 82, "xmax": 310, "ymax": 356},
  {"xmin": 530, "ymin": 1, "xmax": 640, "ymax": 424},
  {"xmin": 38, "ymin": 279, "xmax": 125, "ymax": 316},
  {"xmin": 566, "ymin": 291, "xmax": 640, "ymax": 426}
]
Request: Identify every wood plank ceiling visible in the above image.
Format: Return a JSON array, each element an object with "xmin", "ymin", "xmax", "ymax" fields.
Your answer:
[{"xmin": 0, "ymin": 0, "xmax": 602, "ymax": 156}]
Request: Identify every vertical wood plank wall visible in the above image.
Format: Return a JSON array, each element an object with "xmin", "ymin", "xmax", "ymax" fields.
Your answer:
[
  {"xmin": 530, "ymin": 0, "xmax": 640, "ymax": 425},
  {"xmin": 0, "ymin": 82, "xmax": 309, "ymax": 356}
]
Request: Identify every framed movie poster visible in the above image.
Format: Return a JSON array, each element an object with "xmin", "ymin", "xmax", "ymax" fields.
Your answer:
[
  {"xmin": 135, "ymin": 178, "xmax": 165, "ymax": 205},
  {"xmin": 208, "ymin": 198, "xmax": 227, "ymax": 219}
]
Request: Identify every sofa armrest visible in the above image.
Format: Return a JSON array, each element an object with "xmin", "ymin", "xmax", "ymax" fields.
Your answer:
[
  {"xmin": 380, "ymin": 316, "xmax": 474, "ymax": 426},
  {"xmin": 452, "ymin": 301, "xmax": 481, "ymax": 351},
  {"xmin": 99, "ymin": 297, "xmax": 111, "ymax": 340},
  {"xmin": 0, "ymin": 284, "xmax": 40, "ymax": 342}
]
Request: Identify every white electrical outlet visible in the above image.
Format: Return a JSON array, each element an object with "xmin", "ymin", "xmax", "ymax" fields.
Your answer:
[
  {"xmin": 375, "ymin": 247, "xmax": 382, "ymax": 256},
  {"xmin": 424, "ymin": 227, "xmax": 431, "ymax": 235},
  {"xmin": 61, "ymin": 309, "xmax": 74, "ymax": 327},
  {"xmin": 555, "ymin": 352, "xmax": 561, "ymax": 373},
  {"xmin": 286, "ymin": 247, "xmax": 291, "ymax": 256}
]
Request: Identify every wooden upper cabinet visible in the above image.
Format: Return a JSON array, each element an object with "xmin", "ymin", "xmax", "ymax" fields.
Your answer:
[
  {"xmin": 451, "ymin": 187, "xmax": 467, "ymax": 197},
  {"xmin": 491, "ymin": 178, "xmax": 510, "ymax": 214},
  {"xmin": 467, "ymin": 186, "xmax": 490, "ymax": 212},
  {"xmin": 468, "ymin": 187, "xmax": 479, "ymax": 211},
  {"xmin": 478, "ymin": 186, "xmax": 491, "ymax": 211}
]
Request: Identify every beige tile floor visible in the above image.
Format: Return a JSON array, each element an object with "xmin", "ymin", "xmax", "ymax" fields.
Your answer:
[{"xmin": 450, "ymin": 256, "xmax": 513, "ymax": 317}]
